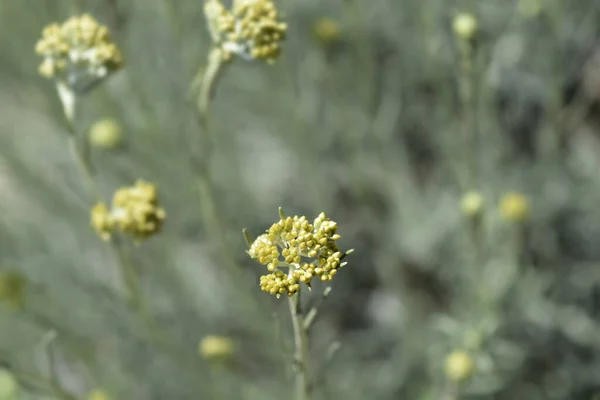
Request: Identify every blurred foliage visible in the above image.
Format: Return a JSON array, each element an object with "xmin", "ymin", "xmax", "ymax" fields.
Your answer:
[{"xmin": 1, "ymin": 0, "xmax": 600, "ymax": 399}]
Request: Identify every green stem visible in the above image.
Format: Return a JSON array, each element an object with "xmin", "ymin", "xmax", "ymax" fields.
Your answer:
[
  {"xmin": 56, "ymin": 83, "xmax": 146, "ymax": 318},
  {"xmin": 192, "ymin": 48, "xmax": 240, "ymax": 276},
  {"xmin": 288, "ymin": 291, "xmax": 312, "ymax": 400}
]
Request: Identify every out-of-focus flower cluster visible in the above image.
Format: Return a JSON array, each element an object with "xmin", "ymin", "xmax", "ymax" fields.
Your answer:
[
  {"xmin": 204, "ymin": 0, "xmax": 287, "ymax": 63},
  {"xmin": 248, "ymin": 210, "xmax": 351, "ymax": 297},
  {"xmin": 35, "ymin": 14, "xmax": 123, "ymax": 93},
  {"xmin": 91, "ymin": 180, "xmax": 166, "ymax": 242}
]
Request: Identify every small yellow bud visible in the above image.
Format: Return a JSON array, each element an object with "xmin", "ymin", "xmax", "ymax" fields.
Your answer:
[
  {"xmin": 499, "ymin": 192, "xmax": 529, "ymax": 222},
  {"xmin": 312, "ymin": 17, "xmax": 341, "ymax": 44},
  {"xmin": 0, "ymin": 369, "xmax": 18, "ymax": 400},
  {"xmin": 198, "ymin": 335, "xmax": 235, "ymax": 360},
  {"xmin": 87, "ymin": 390, "xmax": 111, "ymax": 400},
  {"xmin": 460, "ymin": 191, "xmax": 484, "ymax": 217},
  {"xmin": 89, "ymin": 119, "xmax": 122, "ymax": 149},
  {"xmin": 444, "ymin": 350, "xmax": 475, "ymax": 382},
  {"xmin": 453, "ymin": 13, "xmax": 478, "ymax": 40}
]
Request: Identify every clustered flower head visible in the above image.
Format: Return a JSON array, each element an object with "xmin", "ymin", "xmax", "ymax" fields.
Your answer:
[
  {"xmin": 91, "ymin": 180, "xmax": 166, "ymax": 242},
  {"xmin": 248, "ymin": 209, "xmax": 352, "ymax": 298},
  {"xmin": 35, "ymin": 14, "xmax": 123, "ymax": 93},
  {"xmin": 204, "ymin": 0, "xmax": 287, "ymax": 64}
]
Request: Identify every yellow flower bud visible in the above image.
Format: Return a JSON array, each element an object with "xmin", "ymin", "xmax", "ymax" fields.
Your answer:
[
  {"xmin": 444, "ymin": 350, "xmax": 475, "ymax": 382},
  {"xmin": 87, "ymin": 390, "xmax": 111, "ymax": 400},
  {"xmin": 312, "ymin": 17, "xmax": 341, "ymax": 44},
  {"xmin": 453, "ymin": 13, "xmax": 478, "ymax": 40},
  {"xmin": 89, "ymin": 119, "xmax": 122, "ymax": 149},
  {"xmin": 0, "ymin": 369, "xmax": 18, "ymax": 400},
  {"xmin": 460, "ymin": 191, "xmax": 484, "ymax": 217},
  {"xmin": 499, "ymin": 192, "xmax": 529, "ymax": 222},
  {"xmin": 198, "ymin": 335, "xmax": 235, "ymax": 360}
]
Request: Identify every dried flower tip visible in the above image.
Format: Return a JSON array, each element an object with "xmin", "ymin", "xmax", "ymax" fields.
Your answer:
[
  {"xmin": 35, "ymin": 14, "xmax": 123, "ymax": 93},
  {"xmin": 90, "ymin": 180, "xmax": 166, "ymax": 242},
  {"xmin": 89, "ymin": 118, "xmax": 122, "ymax": 149},
  {"xmin": 453, "ymin": 12, "xmax": 478, "ymax": 41},
  {"xmin": 444, "ymin": 350, "xmax": 475, "ymax": 382},
  {"xmin": 499, "ymin": 192, "xmax": 529, "ymax": 222},
  {"xmin": 204, "ymin": 0, "xmax": 287, "ymax": 64},
  {"xmin": 199, "ymin": 335, "xmax": 236, "ymax": 360},
  {"xmin": 460, "ymin": 190, "xmax": 484, "ymax": 217}
]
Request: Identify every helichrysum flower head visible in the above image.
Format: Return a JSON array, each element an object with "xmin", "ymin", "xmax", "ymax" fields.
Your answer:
[
  {"xmin": 0, "ymin": 271, "xmax": 26, "ymax": 309},
  {"xmin": 89, "ymin": 118, "xmax": 122, "ymax": 149},
  {"xmin": 444, "ymin": 350, "xmax": 475, "ymax": 382},
  {"xmin": 204, "ymin": 0, "xmax": 287, "ymax": 64},
  {"xmin": 499, "ymin": 192, "xmax": 529, "ymax": 222},
  {"xmin": 453, "ymin": 12, "xmax": 478, "ymax": 41},
  {"xmin": 248, "ymin": 209, "xmax": 352, "ymax": 298},
  {"xmin": 91, "ymin": 180, "xmax": 166, "ymax": 242},
  {"xmin": 35, "ymin": 14, "xmax": 123, "ymax": 93}
]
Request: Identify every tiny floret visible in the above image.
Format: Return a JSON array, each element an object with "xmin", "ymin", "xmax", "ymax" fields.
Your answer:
[
  {"xmin": 91, "ymin": 180, "xmax": 166, "ymax": 242},
  {"xmin": 248, "ymin": 209, "xmax": 352, "ymax": 297},
  {"xmin": 204, "ymin": 0, "xmax": 287, "ymax": 64},
  {"xmin": 35, "ymin": 14, "xmax": 123, "ymax": 93}
]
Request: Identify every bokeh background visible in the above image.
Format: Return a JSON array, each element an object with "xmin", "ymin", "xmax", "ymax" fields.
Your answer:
[{"xmin": 1, "ymin": 0, "xmax": 600, "ymax": 399}]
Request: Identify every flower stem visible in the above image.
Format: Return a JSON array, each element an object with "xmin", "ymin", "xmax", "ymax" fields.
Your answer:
[
  {"xmin": 56, "ymin": 83, "xmax": 144, "ymax": 315},
  {"xmin": 288, "ymin": 291, "xmax": 312, "ymax": 400},
  {"xmin": 192, "ymin": 48, "xmax": 238, "ymax": 275}
]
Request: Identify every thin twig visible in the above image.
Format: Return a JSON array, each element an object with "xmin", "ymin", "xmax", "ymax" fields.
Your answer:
[{"xmin": 303, "ymin": 286, "xmax": 332, "ymax": 331}]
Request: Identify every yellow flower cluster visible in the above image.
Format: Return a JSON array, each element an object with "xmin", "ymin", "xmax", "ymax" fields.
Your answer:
[
  {"xmin": 91, "ymin": 180, "xmax": 166, "ymax": 242},
  {"xmin": 249, "ymin": 211, "xmax": 350, "ymax": 297},
  {"xmin": 204, "ymin": 0, "xmax": 287, "ymax": 63},
  {"xmin": 35, "ymin": 14, "xmax": 123, "ymax": 91}
]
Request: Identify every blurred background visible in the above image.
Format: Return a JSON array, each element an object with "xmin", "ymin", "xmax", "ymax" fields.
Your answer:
[{"xmin": 1, "ymin": 0, "xmax": 600, "ymax": 399}]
